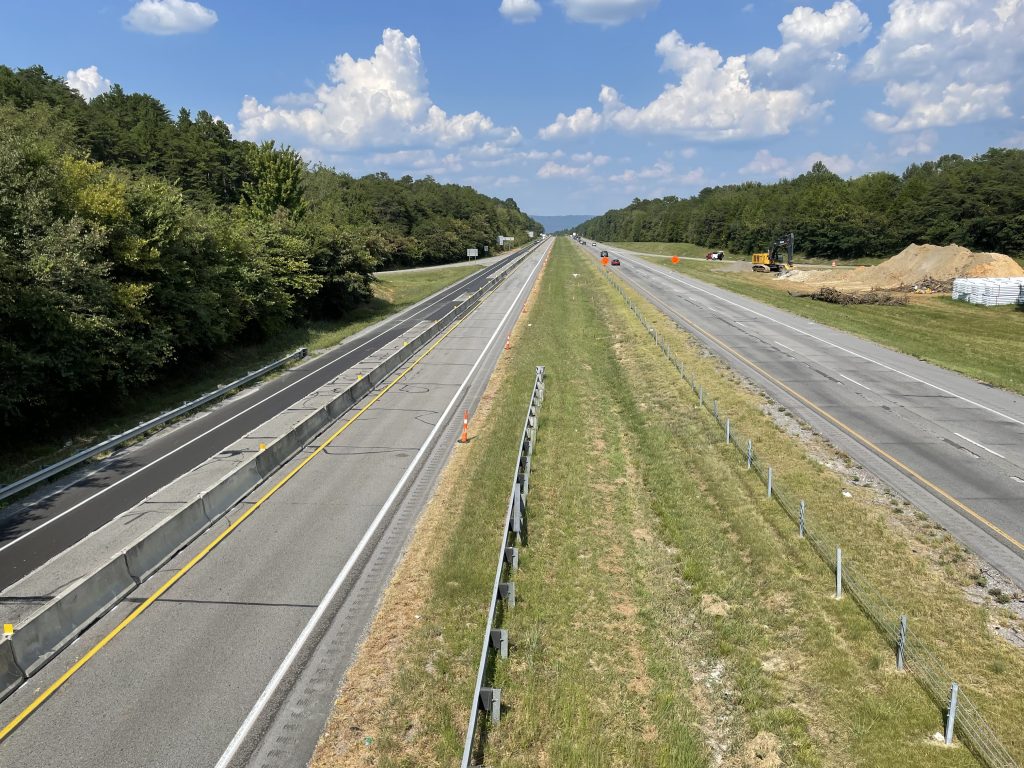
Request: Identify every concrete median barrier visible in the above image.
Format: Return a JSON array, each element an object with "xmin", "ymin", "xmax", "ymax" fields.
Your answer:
[
  {"xmin": 0, "ymin": 245, "xmax": 536, "ymax": 702},
  {"xmin": 0, "ymin": 639, "xmax": 25, "ymax": 702},
  {"xmin": 124, "ymin": 496, "xmax": 209, "ymax": 582},
  {"xmin": 12, "ymin": 555, "xmax": 136, "ymax": 676}
]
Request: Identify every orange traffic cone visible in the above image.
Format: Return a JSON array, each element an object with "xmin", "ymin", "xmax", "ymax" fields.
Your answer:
[
  {"xmin": 505, "ymin": 334, "xmax": 511, "ymax": 350},
  {"xmin": 460, "ymin": 410, "xmax": 469, "ymax": 443}
]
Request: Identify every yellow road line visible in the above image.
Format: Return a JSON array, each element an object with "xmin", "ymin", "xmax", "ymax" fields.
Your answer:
[
  {"xmin": 0, "ymin": 315, "xmax": 470, "ymax": 743},
  {"xmin": 621, "ymin": 273, "xmax": 1024, "ymax": 556}
]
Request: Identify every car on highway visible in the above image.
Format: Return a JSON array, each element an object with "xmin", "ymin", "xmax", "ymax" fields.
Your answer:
[
  {"xmin": 610, "ymin": 258, "xmax": 621, "ymax": 266},
  {"xmin": 600, "ymin": 250, "xmax": 609, "ymax": 258},
  {"xmin": 706, "ymin": 251, "xmax": 724, "ymax": 260}
]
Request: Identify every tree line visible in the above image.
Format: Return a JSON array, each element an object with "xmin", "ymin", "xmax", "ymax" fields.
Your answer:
[
  {"xmin": 577, "ymin": 152, "xmax": 1024, "ymax": 260},
  {"xmin": 0, "ymin": 65, "xmax": 540, "ymax": 434}
]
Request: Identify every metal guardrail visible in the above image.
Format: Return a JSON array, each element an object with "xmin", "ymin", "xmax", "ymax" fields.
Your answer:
[
  {"xmin": 0, "ymin": 348, "xmax": 308, "ymax": 504},
  {"xmin": 461, "ymin": 365, "xmax": 545, "ymax": 768},
  {"xmin": 601, "ymin": 267, "xmax": 1020, "ymax": 768}
]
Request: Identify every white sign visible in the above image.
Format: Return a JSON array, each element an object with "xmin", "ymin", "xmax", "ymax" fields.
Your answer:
[
  {"xmin": 527, "ymin": 230, "xmax": 535, "ymax": 238},
  {"xmin": 467, "ymin": 248, "xmax": 478, "ymax": 260}
]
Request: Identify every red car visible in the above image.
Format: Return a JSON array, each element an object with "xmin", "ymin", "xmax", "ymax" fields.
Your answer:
[
  {"xmin": 706, "ymin": 251, "xmax": 724, "ymax": 260},
  {"xmin": 610, "ymin": 258, "xmax": 621, "ymax": 266}
]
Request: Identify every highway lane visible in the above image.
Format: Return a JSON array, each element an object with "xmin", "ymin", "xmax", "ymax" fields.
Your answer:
[
  {"xmin": 0, "ymin": 238, "xmax": 550, "ymax": 767},
  {"xmin": 0, "ymin": 246, "xmax": 531, "ymax": 592},
  {"xmin": 590, "ymin": 242, "xmax": 1024, "ymax": 587}
]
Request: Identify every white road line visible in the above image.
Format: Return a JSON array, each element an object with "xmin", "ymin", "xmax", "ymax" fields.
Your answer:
[
  {"xmin": 840, "ymin": 373, "xmax": 873, "ymax": 391},
  {"xmin": 214, "ymin": 243, "xmax": 549, "ymax": 768},
  {"xmin": 954, "ymin": 432, "xmax": 1006, "ymax": 459},
  {"xmin": 776, "ymin": 342, "xmax": 795, "ymax": 352},
  {"xmin": 0, "ymin": 258, "xmax": 516, "ymax": 558},
  {"xmin": 629, "ymin": 259, "xmax": 1024, "ymax": 429}
]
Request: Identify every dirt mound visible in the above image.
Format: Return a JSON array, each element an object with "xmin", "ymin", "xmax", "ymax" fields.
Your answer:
[
  {"xmin": 781, "ymin": 244, "xmax": 1024, "ymax": 292},
  {"xmin": 810, "ymin": 287, "xmax": 908, "ymax": 305}
]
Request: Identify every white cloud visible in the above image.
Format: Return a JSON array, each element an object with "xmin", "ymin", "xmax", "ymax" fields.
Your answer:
[
  {"xmin": 555, "ymin": 0, "xmax": 659, "ymax": 26},
  {"xmin": 610, "ymin": 159, "xmax": 704, "ymax": 186},
  {"xmin": 123, "ymin": 0, "xmax": 217, "ymax": 35},
  {"xmin": 499, "ymin": 0, "xmax": 542, "ymax": 23},
  {"xmin": 747, "ymin": 1, "xmax": 871, "ymax": 87},
  {"xmin": 540, "ymin": 31, "xmax": 829, "ymax": 141},
  {"xmin": 65, "ymin": 65, "xmax": 111, "ymax": 101},
  {"xmin": 891, "ymin": 129, "xmax": 937, "ymax": 156},
  {"xmin": 856, "ymin": 0, "xmax": 1023, "ymax": 131},
  {"xmin": 570, "ymin": 151, "xmax": 610, "ymax": 166},
  {"xmin": 537, "ymin": 161, "xmax": 591, "ymax": 178},
  {"xmin": 740, "ymin": 149, "xmax": 856, "ymax": 178},
  {"xmin": 865, "ymin": 80, "xmax": 1012, "ymax": 132},
  {"xmin": 238, "ymin": 29, "xmax": 515, "ymax": 151}
]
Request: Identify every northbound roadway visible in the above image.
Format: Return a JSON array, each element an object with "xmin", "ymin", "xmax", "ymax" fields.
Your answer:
[
  {"xmin": 0, "ymin": 247, "xmax": 529, "ymax": 592},
  {"xmin": 588, "ymin": 241, "xmax": 1024, "ymax": 588}
]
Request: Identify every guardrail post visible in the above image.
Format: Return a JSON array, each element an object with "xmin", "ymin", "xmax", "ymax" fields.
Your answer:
[
  {"xmin": 725, "ymin": 418, "xmax": 730, "ymax": 444},
  {"xmin": 897, "ymin": 615, "xmax": 907, "ymax": 671},
  {"xmin": 479, "ymin": 687, "xmax": 501, "ymax": 725},
  {"xmin": 835, "ymin": 548, "xmax": 843, "ymax": 599},
  {"xmin": 504, "ymin": 546, "xmax": 519, "ymax": 571},
  {"xmin": 945, "ymin": 682, "xmax": 959, "ymax": 745},
  {"xmin": 511, "ymin": 484, "xmax": 523, "ymax": 536},
  {"xmin": 490, "ymin": 629, "xmax": 509, "ymax": 659},
  {"xmin": 498, "ymin": 582, "xmax": 516, "ymax": 607},
  {"xmin": 767, "ymin": 467, "xmax": 773, "ymax": 497},
  {"xmin": 747, "ymin": 440, "xmax": 752, "ymax": 469},
  {"xmin": 799, "ymin": 500, "xmax": 805, "ymax": 538}
]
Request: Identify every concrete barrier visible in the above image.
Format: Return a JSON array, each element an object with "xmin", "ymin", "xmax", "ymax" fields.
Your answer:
[
  {"xmin": 0, "ymin": 639, "xmax": 25, "ymax": 702},
  {"xmin": 124, "ymin": 497, "xmax": 209, "ymax": 582},
  {"xmin": 0, "ymin": 246, "xmax": 536, "ymax": 701},
  {"xmin": 12, "ymin": 555, "xmax": 136, "ymax": 675},
  {"xmin": 200, "ymin": 460, "xmax": 262, "ymax": 522}
]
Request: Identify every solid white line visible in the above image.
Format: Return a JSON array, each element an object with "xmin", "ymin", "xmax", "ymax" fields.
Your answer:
[
  {"xmin": 214, "ymin": 243, "xmax": 548, "ymax": 768},
  {"xmin": 776, "ymin": 342, "xmax": 795, "ymax": 352},
  {"xmin": 629, "ymin": 259, "xmax": 1024, "ymax": 429},
  {"xmin": 840, "ymin": 373, "xmax": 873, "ymax": 391},
  {"xmin": 954, "ymin": 432, "xmax": 1006, "ymax": 459},
  {"xmin": 0, "ymin": 259, "xmax": 513, "ymax": 558}
]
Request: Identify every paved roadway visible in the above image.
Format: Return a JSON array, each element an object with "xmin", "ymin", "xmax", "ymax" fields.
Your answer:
[
  {"xmin": 0, "ymin": 238, "xmax": 550, "ymax": 767},
  {"xmin": 589, "ymin": 242, "xmax": 1024, "ymax": 588},
  {"xmin": 0, "ymin": 248, "xmax": 528, "ymax": 592}
]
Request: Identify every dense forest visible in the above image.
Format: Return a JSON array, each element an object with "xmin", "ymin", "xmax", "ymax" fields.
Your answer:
[
  {"xmin": 578, "ymin": 152, "xmax": 1024, "ymax": 261},
  {"xmin": 0, "ymin": 65, "xmax": 539, "ymax": 433}
]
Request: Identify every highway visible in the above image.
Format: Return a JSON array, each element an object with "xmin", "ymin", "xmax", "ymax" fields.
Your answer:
[
  {"xmin": 0, "ymin": 238, "xmax": 550, "ymax": 767},
  {"xmin": 0, "ymin": 247, "xmax": 527, "ymax": 592},
  {"xmin": 590, "ymin": 242, "xmax": 1024, "ymax": 588}
]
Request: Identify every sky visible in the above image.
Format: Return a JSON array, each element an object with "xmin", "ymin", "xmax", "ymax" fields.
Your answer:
[{"xmin": 2, "ymin": 0, "xmax": 1022, "ymax": 216}]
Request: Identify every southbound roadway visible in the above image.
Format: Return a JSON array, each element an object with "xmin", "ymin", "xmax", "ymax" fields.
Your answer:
[
  {"xmin": 0, "ymin": 237, "xmax": 551, "ymax": 767},
  {"xmin": 0, "ymin": 247, "xmax": 529, "ymax": 592},
  {"xmin": 589, "ymin": 242, "xmax": 1024, "ymax": 588}
]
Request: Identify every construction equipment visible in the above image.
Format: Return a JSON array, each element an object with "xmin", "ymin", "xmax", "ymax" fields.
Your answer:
[{"xmin": 752, "ymin": 233, "xmax": 794, "ymax": 273}]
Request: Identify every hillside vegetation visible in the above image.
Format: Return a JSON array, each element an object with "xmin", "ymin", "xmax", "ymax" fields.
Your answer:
[
  {"xmin": 0, "ymin": 65, "xmax": 538, "ymax": 435},
  {"xmin": 579, "ymin": 153, "xmax": 1024, "ymax": 261}
]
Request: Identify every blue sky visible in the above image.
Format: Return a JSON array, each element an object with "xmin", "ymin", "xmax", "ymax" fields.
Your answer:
[{"xmin": 3, "ymin": 0, "xmax": 1022, "ymax": 216}]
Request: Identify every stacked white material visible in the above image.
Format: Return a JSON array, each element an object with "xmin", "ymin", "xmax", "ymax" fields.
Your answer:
[{"xmin": 951, "ymin": 277, "xmax": 1024, "ymax": 305}]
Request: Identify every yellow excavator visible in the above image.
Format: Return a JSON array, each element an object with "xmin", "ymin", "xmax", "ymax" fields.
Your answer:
[{"xmin": 751, "ymin": 233, "xmax": 794, "ymax": 273}]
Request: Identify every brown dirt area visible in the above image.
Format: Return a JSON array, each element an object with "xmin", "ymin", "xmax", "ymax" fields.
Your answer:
[{"xmin": 781, "ymin": 243, "xmax": 1024, "ymax": 293}]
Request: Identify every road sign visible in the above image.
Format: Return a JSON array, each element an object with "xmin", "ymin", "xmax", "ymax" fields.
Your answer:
[
  {"xmin": 467, "ymin": 248, "xmax": 478, "ymax": 260},
  {"xmin": 671, "ymin": 255, "xmax": 679, "ymax": 264}
]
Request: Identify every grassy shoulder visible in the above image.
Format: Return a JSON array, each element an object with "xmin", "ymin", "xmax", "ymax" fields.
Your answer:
[
  {"xmin": 613, "ymin": 242, "xmax": 1024, "ymax": 395},
  {"xmin": 312, "ymin": 237, "xmax": 1023, "ymax": 767},
  {"xmin": 610, "ymin": 242, "xmax": 889, "ymax": 266},
  {"xmin": 0, "ymin": 262, "xmax": 483, "ymax": 486}
]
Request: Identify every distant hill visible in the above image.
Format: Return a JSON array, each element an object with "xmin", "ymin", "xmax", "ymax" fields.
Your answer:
[{"xmin": 531, "ymin": 214, "xmax": 597, "ymax": 233}]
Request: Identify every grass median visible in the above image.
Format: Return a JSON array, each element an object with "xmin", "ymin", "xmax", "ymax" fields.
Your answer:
[
  {"xmin": 610, "ymin": 241, "xmax": 1024, "ymax": 396},
  {"xmin": 312, "ymin": 237, "xmax": 1022, "ymax": 767},
  {"xmin": 0, "ymin": 262, "xmax": 484, "ymax": 487}
]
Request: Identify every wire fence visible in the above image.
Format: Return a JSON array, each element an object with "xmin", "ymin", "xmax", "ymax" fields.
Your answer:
[
  {"xmin": 601, "ymin": 268, "xmax": 1020, "ymax": 768},
  {"xmin": 461, "ymin": 365, "xmax": 545, "ymax": 768}
]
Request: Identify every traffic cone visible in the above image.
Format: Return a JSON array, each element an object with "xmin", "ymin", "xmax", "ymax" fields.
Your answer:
[
  {"xmin": 505, "ymin": 334, "xmax": 511, "ymax": 350},
  {"xmin": 460, "ymin": 410, "xmax": 469, "ymax": 443}
]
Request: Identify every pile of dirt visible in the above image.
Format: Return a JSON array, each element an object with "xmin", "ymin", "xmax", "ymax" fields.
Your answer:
[
  {"xmin": 810, "ymin": 287, "xmax": 908, "ymax": 306},
  {"xmin": 781, "ymin": 244, "xmax": 1024, "ymax": 293}
]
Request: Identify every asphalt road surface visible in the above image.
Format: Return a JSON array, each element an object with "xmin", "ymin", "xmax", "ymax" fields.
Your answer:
[
  {"xmin": 0, "ymin": 248, "xmax": 530, "ymax": 592},
  {"xmin": 590, "ymin": 242, "xmax": 1024, "ymax": 588},
  {"xmin": 0, "ymin": 238, "xmax": 550, "ymax": 767}
]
